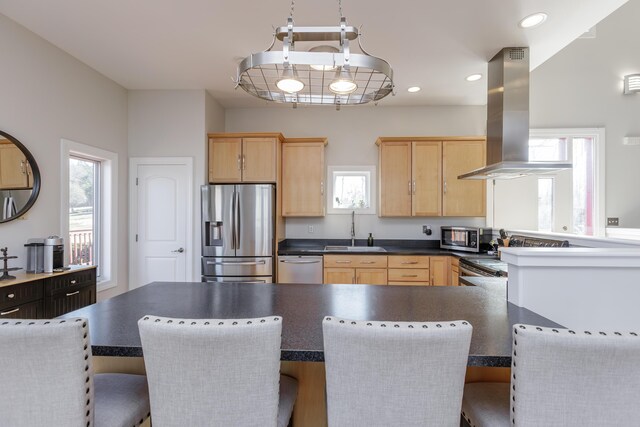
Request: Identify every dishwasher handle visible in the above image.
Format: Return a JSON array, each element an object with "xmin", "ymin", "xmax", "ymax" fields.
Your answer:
[{"xmin": 279, "ymin": 259, "xmax": 321, "ymax": 264}]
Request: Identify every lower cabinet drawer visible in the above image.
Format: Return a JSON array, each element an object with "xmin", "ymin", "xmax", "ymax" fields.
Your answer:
[
  {"xmin": 0, "ymin": 300, "xmax": 44, "ymax": 319},
  {"xmin": 45, "ymin": 269, "xmax": 97, "ymax": 296},
  {"xmin": 1, "ymin": 281, "xmax": 43, "ymax": 311},
  {"xmin": 388, "ymin": 268, "xmax": 430, "ymax": 282},
  {"xmin": 45, "ymin": 285, "xmax": 96, "ymax": 318}
]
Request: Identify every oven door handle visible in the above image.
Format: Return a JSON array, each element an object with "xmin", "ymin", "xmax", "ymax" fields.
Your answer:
[{"xmin": 459, "ymin": 266, "xmax": 484, "ymax": 277}]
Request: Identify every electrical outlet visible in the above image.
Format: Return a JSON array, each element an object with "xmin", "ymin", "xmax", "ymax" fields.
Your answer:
[
  {"xmin": 308, "ymin": 225, "xmax": 314, "ymax": 233},
  {"xmin": 422, "ymin": 225, "xmax": 432, "ymax": 236},
  {"xmin": 607, "ymin": 217, "xmax": 619, "ymax": 226}
]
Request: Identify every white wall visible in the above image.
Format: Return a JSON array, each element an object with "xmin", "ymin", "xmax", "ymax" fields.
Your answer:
[
  {"xmin": 128, "ymin": 90, "xmax": 225, "ymax": 281},
  {"xmin": 528, "ymin": 0, "xmax": 640, "ymax": 228},
  {"xmin": 226, "ymin": 105, "xmax": 487, "ymax": 240},
  {"xmin": 0, "ymin": 13, "xmax": 129, "ymax": 300}
]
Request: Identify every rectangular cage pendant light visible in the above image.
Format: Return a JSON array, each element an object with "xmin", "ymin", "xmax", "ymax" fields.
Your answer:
[{"xmin": 235, "ymin": 0, "xmax": 394, "ymax": 109}]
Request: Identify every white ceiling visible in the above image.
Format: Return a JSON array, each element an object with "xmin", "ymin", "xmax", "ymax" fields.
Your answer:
[{"xmin": 0, "ymin": 0, "xmax": 629, "ymax": 108}]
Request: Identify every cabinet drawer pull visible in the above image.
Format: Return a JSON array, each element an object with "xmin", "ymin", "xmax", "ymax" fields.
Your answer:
[
  {"xmin": 66, "ymin": 291, "xmax": 80, "ymax": 297},
  {"xmin": 1, "ymin": 308, "xmax": 19, "ymax": 316},
  {"xmin": 7, "ymin": 293, "xmax": 15, "ymax": 299},
  {"xmin": 70, "ymin": 280, "xmax": 77, "ymax": 284},
  {"xmin": 335, "ymin": 261, "xmax": 352, "ymax": 264},
  {"xmin": 359, "ymin": 261, "xmax": 376, "ymax": 265},
  {"xmin": 402, "ymin": 274, "xmax": 419, "ymax": 278},
  {"xmin": 401, "ymin": 261, "xmax": 419, "ymax": 265}
]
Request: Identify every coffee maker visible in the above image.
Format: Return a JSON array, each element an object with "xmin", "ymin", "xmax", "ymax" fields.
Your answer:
[{"xmin": 25, "ymin": 236, "xmax": 64, "ymax": 273}]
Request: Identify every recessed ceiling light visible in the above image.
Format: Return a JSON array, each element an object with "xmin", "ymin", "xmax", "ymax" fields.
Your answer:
[
  {"xmin": 407, "ymin": 86, "xmax": 421, "ymax": 93},
  {"xmin": 466, "ymin": 74, "xmax": 482, "ymax": 82},
  {"xmin": 519, "ymin": 12, "xmax": 547, "ymax": 29}
]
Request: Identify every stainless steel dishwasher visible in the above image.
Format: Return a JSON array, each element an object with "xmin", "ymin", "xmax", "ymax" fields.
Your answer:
[{"xmin": 278, "ymin": 256, "xmax": 323, "ymax": 284}]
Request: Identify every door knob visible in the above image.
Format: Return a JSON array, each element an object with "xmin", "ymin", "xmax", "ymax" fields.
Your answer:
[{"xmin": 172, "ymin": 248, "xmax": 185, "ymax": 253}]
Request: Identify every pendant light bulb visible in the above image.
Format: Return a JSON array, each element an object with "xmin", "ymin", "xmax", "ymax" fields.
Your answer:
[
  {"xmin": 329, "ymin": 68, "xmax": 358, "ymax": 95},
  {"xmin": 309, "ymin": 45, "xmax": 339, "ymax": 71},
  {"xmin": 276, "ymin": 67, "xmax": 304, "ymax": 93}
]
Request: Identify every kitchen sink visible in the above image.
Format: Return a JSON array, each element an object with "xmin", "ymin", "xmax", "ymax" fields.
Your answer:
[{"xmin": 324, "ymin": 246, "xmax": 387, "ymax": 252}]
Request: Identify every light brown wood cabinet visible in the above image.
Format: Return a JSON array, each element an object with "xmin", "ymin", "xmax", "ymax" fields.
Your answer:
[
  {"xmin": 323, "ymin": 255, "xmax": 388, "ymax": 285},
  {"xmin": 0, "ymin": 142, "xmax": 30, "ymax": 189},
  {"xmin": 387, "ymin": 255, "xmax": 430, "ymax": 286},
  {"xmin": 377, "ymin": 137, "xmax": 486, "ymax": 217},
  {"xmin": 450, "ymin": 257, "xmax": 460, "ymax": 286},
  {"xmin": 430, "ymin": 256, "xmax": 450, "ymax": 286},
  {"xmin": 208, "ymin": 134, "xmax": 281, "ymax": 183},
  {"xmin": 323, "ymin": 254, "xmax": 456, "ymax": 287},
  {"xmin": 281, "ymin": 138, "xmax": 327, "ymax": 217},
  {"xmin": 442, "ymin": 140, "xmax": 486, "ymax": 217}
]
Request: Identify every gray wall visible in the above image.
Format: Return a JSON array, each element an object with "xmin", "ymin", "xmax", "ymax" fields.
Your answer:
[
  {"xmin": 128, "ymin": 90, "xmax": 225, "ymax": 281},
  {"xmin": 0, "ymin": 13, "xmax": 129, "ymax": 300},
  {"xmin": 529, "ymin": 0, "xmax": 640, "ymax": 228},
  {"xmin": 225, "ymin": 106, "xmax": 488, "ymax": 240}
]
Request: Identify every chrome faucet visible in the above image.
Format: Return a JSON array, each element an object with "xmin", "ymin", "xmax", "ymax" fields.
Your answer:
[{"xmin": 350, "ymin": 210, "xmax": 355, "ymax": 246}]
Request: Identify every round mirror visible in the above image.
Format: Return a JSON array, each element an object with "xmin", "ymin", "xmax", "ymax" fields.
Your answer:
[{"xmin": 0, "ymin": 130, "xmax": 41, "ymax": 223}]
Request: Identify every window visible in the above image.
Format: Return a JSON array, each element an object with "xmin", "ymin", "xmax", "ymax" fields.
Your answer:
[
  {"xmin": 61, "ymin": 139, "xmax": 118, "ymax": 292},
  {"xmin": 69, "ymin": 156, "xmax": 100, "ymax": 272},
  {"xmin": 529, "ymin": 129, "xmax": 603, "ymax": 236},
  {"xmin": 327, "ymin": 166, "xmax": 376, "ymax": 214},
  {"xmin": 537, "ymin": 177, "xmax": 554, "ymax": 232}
]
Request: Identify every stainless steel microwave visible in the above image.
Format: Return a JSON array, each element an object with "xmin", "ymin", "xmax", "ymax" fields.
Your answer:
[{"xmin": 440, "ymin": 226, "xmax": 493, "ymax": 253}]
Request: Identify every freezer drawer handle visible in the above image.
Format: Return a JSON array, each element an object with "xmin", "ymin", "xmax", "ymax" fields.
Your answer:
[
  {"xmin": 206, "ymin": 260, "xmax": 267, "ymax": 266},
  {"xmin": 279, "ymin": 260, "xmax": 321, "ymax": 264}
]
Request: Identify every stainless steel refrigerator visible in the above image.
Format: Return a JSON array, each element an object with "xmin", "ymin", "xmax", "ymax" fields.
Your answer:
[{"xmin": 201, "ymin": 184, "xmax": 275, "ymax": 283}]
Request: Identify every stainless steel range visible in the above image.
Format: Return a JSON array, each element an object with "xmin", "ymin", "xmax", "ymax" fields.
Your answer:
[
  {"xmin": 459, "ymin": 257, "xmax": 508, "ymax": 277},
  {"xmin": 459, "ymin": 234, "xmax": 569, "ymax": 278}
]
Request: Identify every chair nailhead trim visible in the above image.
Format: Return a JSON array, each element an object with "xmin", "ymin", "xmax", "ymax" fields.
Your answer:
[
  {"xmin": 141, "ymin": 316, "xmax": 282, "ymax": 328},
  {"xmin": 326, "ymin": 319, "xmax": 472, "ymax": 330}
]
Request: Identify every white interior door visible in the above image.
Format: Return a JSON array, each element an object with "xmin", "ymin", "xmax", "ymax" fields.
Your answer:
[{"xmin": 131, "ymin": 159, "xmax": 192, "ymax": 289}]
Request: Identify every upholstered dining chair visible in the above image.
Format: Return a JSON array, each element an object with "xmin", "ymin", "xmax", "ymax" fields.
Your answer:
[
  {"xmin": 138, "ymin": 315, "xmax": 298, "ymax": 427},
  {"xmin": 461, "ymin": 324, "xmax": 640, "ymax": 427},
  {"xmin": 0, "ymin": 318, "xmax": 150, "ymax": 427},
  {"xmin": 322, "ymin": 317, "xmax": 473, "ymax": 427}
]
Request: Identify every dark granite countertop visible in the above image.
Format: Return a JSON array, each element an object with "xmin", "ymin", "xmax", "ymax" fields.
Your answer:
[
  {"xmin": 460, "ymin": 276, "xmax": 508, "ymax": 300},
  {"xmin": 278, "ymin": 238, "xmax": 478, "ymax": 257},
  {"xmin": 61, "ymin": 281, "xmax": 561, "ymax": 367}
]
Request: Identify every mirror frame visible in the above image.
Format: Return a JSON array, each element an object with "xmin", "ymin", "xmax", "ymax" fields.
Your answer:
[{"xmin": 0, "ymin": 130, "xmax": 41, "ymax": 223}]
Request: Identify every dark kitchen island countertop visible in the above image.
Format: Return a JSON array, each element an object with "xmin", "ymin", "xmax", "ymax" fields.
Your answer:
[
  {"xmin": 61, "ymin": 281, "xmax": 561, "ymax": 367},
  {"xmin": 460, "ymin": 276, "xmax": 508, "ymax": 300}
]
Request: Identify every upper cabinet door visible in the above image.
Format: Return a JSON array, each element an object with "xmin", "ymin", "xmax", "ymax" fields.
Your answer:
[
  {"xmin": 208, "ymin": 137, "xmax": 277, "ymax": 183},
  {"xmin": 0, "ymin": 143, "xmax": 29, "ymax": 189},
  {"xmin": 282, "ymin": 141, "xmax": 325, "ymax": 216},
  {"xmin": 412, "ymin": 141, "xmax": 442, "ymax": 216},
  {"xmin": 241, "ymin": 138, "xmax": 277, "ymax": 182},
  {"xmin": 379, "ymin": 141, "xmax": 412, "ymax": 216},
  {"xmin": 442, "ymin": 140, "xmax": 486, "ymax": 216},
  {"xmin": 208, "ymin": 137, "xmax": 242, "ymax": 183}
]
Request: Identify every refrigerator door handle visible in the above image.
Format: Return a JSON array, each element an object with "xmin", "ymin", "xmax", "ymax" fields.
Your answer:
[
  {"xmin": 206, "ymin": 260, "xmax": 267, "ymax": 266},
  {"xmin": 230, "ymin": 190, "xmax": 236, "ymax": 250},
  {"xmin": 235, "ymin": 191, "xmax": 241, "ymax": 250}
]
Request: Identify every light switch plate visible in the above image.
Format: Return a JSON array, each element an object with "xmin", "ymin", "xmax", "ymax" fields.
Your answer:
[{"xmin": 607, "ymin": 217, "xmax": 619, "ymax": 226}]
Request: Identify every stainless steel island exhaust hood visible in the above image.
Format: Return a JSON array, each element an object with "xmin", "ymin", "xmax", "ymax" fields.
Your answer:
[{"xmin": 459, "ymin": 47, "xmax": 571, "ymax": 180}]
